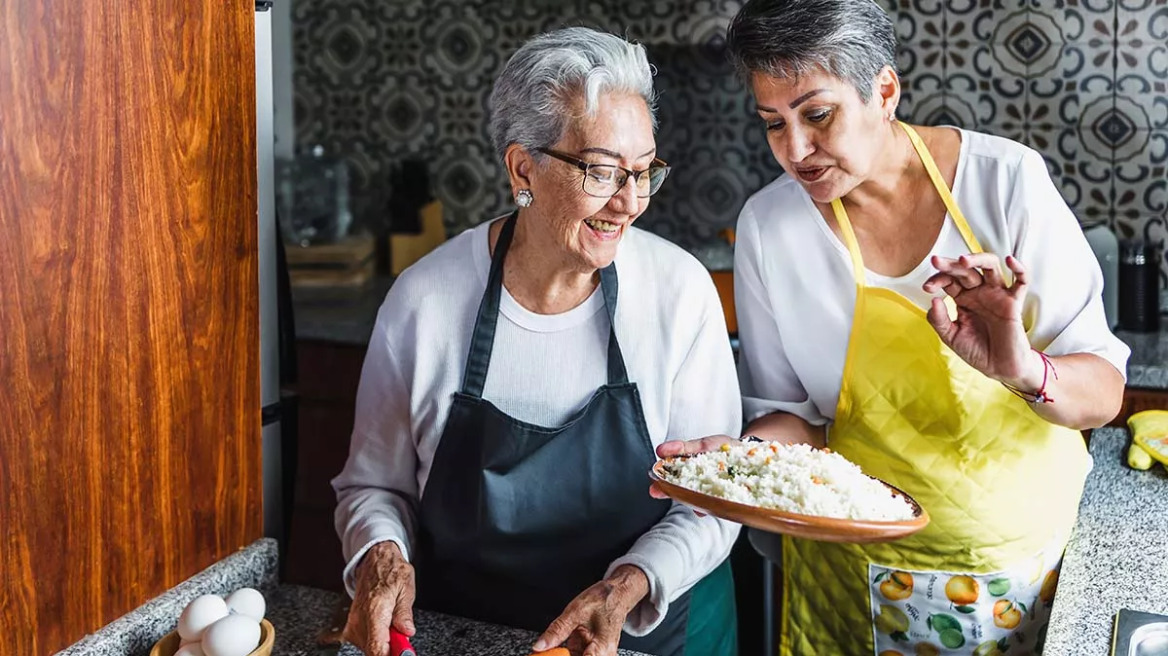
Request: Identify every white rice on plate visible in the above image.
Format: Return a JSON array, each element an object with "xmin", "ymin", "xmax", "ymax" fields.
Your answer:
[{"xmin": 659, "ymin": 442, "xmax": 916, "ymax": 521}]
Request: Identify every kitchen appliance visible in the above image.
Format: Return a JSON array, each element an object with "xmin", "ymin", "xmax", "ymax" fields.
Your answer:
[
  {"xmin": 256, "ymin": 0, "xmax": 291, "ymax": 547},
  {"xmin": 1119, "ymin": 239, "xmax": 1161, "ymax": 332},
  {"xmin": 1083, "ymin": 220, "xmax": 1119, "ymax": 329},
  {"xmin": 1112, "ymin": 609, "xmax": 1168, "ymax": 655}
]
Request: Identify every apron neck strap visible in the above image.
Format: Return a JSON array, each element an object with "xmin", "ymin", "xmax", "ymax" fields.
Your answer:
[
  {"xmin": 900, "ymin": 123, "xmax": 983, "ymax": 254},
  {"xmin": 461, "ymin": 212, "xmax": 629, "ymax": 398},
  {"xmin": 831, "ymin": 122, "xmax": 984, "ymax": 289},
  {"xmin": 598, "ymin": 262, "xmax": 630, "ymax": 386}
]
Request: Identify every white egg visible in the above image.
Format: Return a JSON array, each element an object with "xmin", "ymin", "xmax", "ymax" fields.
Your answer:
[
  {"xmin": 224, "ymin": 587, "xmax": 266, "ymax": 622},
  {"xmin": 175, "ymin": 643, "xmax": 206, "ymax": 656},
  {"xmin": 201, "ymin": 614, "xmax": 261, "ymax": 656},
  {"xmin": 178, "ymin": 595, "xmax": 229, "ymax": 642}
]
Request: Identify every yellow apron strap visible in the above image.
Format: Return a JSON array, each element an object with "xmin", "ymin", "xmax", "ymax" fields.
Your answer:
[
  {"xmin": 898, "ymin": 122, "xmax": 983, "ymax": 255},
  {"xmin": 831, "ymin": 198, "xmax": 867, "ymax": 288},
  {"xmin": 832, "ymin": 123, "xmax": 995, "ymax": 289}
]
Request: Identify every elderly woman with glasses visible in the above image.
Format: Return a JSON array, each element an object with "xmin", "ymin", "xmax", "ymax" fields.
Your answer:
[
  {"xmin": 655, "ymin": 1, "xmax": 1129, "ymax": 654},
  {"xmin": 332, "ymin": 27, "xmax": 741, "ymax": 656}
]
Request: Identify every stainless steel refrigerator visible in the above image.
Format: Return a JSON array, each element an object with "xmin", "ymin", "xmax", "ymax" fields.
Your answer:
[{"xmin": 255, "ymin": 0, "xmax": 284, "ymax": 544}]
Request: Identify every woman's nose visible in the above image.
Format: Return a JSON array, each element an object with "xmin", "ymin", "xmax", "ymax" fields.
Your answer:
[
  {"xmin": 785, "ymin": 128, "xmax": 815, "ymax": 163},
  {"xmin": 606, "ymin": 175, "xmax": 640, "ymax": 214}
]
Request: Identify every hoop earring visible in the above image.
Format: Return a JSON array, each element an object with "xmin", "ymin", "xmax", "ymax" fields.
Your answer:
[{"xmin": 515, "ymin": 189, "xmax": 533, "ymax": 207}]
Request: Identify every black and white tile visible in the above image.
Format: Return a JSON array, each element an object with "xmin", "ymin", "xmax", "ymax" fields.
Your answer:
[{"xmin": 292, "ymin": 0, "xmax": 1168, "ymax": 274}]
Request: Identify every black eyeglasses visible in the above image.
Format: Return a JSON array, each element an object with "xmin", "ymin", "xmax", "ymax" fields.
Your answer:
[{"xmin": 537, "ymin": 147, "xmax": 671, "ymax": 198}]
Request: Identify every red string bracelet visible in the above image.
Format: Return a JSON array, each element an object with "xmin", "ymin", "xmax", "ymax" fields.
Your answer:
[
  {"xmin": 1004, "ymin": 350, "xmax": 1060, "ymax": 401},
  {"xmin": 1003, "ymin": 350, "xmax": 1058, "ymax": 404}
]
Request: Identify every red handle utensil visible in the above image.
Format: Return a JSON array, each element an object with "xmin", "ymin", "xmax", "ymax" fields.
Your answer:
[{"xmin": 390, "ymin": 628, "xmax": 416, "ymax": 656}]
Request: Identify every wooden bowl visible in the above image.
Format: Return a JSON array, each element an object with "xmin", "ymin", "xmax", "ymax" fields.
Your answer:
[
  {"xmin": 149, "ymin": 618, "xmax": 275, "ymax": 656},
  {"xmin": 650, "ymin": 459, "xmax": 930, "ymax": 543}
]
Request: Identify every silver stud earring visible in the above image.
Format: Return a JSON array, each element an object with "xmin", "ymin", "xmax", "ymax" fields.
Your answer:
[{"xmin": 515, "ymin": 189, "xmax": 533, "ymax": 207}]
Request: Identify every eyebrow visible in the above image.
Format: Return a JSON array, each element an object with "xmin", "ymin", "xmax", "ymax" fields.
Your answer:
[
  {"xmin": 756, "ymin": 89, "xmax": 829, "ymax": 113},
  {"xmin": 580, "ymin": 147, "xmax": 657, "ymax": 160}
]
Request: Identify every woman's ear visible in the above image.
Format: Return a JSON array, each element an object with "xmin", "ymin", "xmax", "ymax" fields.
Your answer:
[
  {"xmin": 504, "ymin": 144, "xmax": 536, "ymax": 195},
  {"xmin": 874, "ymin": 65, "xmax": 902, "ymax": 120}
]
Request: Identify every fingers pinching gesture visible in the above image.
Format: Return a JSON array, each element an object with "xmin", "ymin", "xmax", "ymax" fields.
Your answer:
[{"xmin": 923, "ymin": 253, "xmax": 1043, "ymax": 391}]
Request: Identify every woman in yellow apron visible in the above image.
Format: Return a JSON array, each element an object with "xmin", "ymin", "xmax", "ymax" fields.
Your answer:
[{"xmin": 657, "ymin": 1, "xmax": 1131, "ymax": 654}]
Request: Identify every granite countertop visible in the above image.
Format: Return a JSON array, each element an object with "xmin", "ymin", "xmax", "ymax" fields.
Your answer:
[
  {"xmin": 1043, "ymin": 427, "xmax": 1168, "ymax": 654},
  {"xmin": 57, "ymin": 539, "xmax": 280, "ymax": 656},
  {"xmin": 267, "ymin": 584, "xmax": 654, "ymax": 656},
  {"xmin": 59, "ymin": 537, "xmax": 652, "ymax": 656}
]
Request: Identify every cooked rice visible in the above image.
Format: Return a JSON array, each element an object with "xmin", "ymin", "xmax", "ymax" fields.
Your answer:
[{"xmin": 660, "ymin": 442, "xmax": 916, "ymax": 521}]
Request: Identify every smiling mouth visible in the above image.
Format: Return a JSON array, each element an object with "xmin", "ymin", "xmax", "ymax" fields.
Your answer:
[
  {"xmin": 584, "ymin": 218, "xmax": 622, "ymax": 235},
  {"xmin": 796, "ymin": 166, "xmax": 829, "ymax": 182}
]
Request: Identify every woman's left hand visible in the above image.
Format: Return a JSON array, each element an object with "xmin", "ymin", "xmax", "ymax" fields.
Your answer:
[
  {"xmin": 532, "ymin": 565, "xmax": 649, "ymax": 656},
  {"xmin": 923, "ymin": 253, "xmax": 1043, "ymax": 390}
]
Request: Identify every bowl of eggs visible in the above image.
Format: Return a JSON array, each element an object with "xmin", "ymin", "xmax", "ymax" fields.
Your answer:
[{"xmin": 150, "ymin": 588, "xmax": 274, "ymax": 656}]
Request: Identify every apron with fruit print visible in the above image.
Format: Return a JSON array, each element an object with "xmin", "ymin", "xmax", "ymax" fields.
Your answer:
[{"xmin": 778, "ymin": 123, "xmax": 1092, "ymax": 656}]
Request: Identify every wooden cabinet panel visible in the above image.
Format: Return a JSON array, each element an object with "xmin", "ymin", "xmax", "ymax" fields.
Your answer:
[{"xmin": 0, "ymin": 3, "xmax": 260, "ymax": 654}]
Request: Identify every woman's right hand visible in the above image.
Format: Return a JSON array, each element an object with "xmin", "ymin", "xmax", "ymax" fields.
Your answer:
[{"xmin": 343, "ymin": 541, "xmax": 417, "ymax": 656}]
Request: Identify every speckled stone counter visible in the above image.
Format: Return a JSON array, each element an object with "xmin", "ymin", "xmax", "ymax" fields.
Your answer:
[
  {"xmin": 56, "ymin": 538, "xmax": 279, "ymax": 656},
  {"xmin": 292, "ymin": 276, "xmax": 393, "ymax": 345},
  {"xmin": 57, "ymin": 537, "xmax": 651, "ymax": 656},
  {"xmin": 1117, "ymin": 330, "xmax": 1168, "ymax": 389},
  {"xmin": 266, "ymin": 584, "xmax": 655, "ymax": 656},
  {"xmin": 1043, "ymin": 427, "xmax": 1168, "ymax": 655}
]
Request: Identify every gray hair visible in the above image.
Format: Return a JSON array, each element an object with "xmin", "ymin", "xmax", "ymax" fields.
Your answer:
[
  {"xmin": 727, "ymin": 0, "xmax": 897, "ymax": 102},
  {"xmin": 488, "ymin": 27, "xmax": 658, "ymax": 161}
]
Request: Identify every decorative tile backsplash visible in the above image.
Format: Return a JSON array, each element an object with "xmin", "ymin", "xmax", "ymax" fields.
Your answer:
[
  {"xmin": 292, "ymin": 0, "xmax": 1168, "ymax": 271},
  {"xmin": 890, "ymin": 0, "xmax": 1168, "ymax": 253}
]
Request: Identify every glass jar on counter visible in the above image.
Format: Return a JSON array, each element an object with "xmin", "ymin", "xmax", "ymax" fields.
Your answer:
[{"xmin": 276, "ymin": 145, "xmax": 353, "ymax": 246}]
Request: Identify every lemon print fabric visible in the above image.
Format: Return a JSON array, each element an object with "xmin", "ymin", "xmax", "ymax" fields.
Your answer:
[{"xmin": 868, "ymin": 556, "xmax": 1062, "ymax": 655}]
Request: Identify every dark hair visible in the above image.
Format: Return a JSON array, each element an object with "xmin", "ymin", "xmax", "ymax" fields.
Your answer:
[{"xmin": 727, "ymin": 0, "xmax": 897, "ymax": 102}]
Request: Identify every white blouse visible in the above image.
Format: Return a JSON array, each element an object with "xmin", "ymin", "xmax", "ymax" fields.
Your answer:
[{"xmin": 735, "ymin": 128, "xmax": 1131, "ymax": 426}]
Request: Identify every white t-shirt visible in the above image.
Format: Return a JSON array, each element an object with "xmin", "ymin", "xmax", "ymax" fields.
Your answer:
[
  {"xmin": 332, "ymin": 220, "xmax": 742, "ymax": 635},
  {"xmin": 736, "ymin": 129, "xmax": 1131, "ymax": 426}
]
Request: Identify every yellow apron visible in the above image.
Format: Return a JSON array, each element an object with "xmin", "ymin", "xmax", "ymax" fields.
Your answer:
[{"xmin": 779, "ymin": 124, "xmax": 1091, "ymax": 656}]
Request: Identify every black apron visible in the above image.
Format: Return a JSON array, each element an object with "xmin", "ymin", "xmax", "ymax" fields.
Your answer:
[{"xmin": 414, "ymin": 213, "xmax": 691, "ymax": 656}]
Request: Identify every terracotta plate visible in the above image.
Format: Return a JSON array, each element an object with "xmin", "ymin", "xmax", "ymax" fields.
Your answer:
[{"xmin": 649, "ymin": 459, "xmax": 930, "ymax": 543}]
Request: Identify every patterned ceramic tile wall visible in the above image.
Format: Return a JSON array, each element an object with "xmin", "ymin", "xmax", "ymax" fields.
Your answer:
[
  {"xmin": 889, "ymin": 0, "xmax": 1168, "ymax": 264},
  {"xmin": 291, "ymin": 0, "xmax": 767, "ymax": 250},
  {"xmin": 293, "ymin": 0, "xmax": 1168, "ymax": 269}
]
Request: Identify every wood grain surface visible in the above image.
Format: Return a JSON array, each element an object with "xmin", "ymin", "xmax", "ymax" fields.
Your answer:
[{"xmin": 0, "ymin": 2, "xmax": 260, "ymax": 654}]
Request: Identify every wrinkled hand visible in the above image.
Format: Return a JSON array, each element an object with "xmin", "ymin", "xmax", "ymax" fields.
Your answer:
[
  {"xmin": 649, "ymin": 434, "xmax": 737, "ymax": 501},
  {"xmin": 923, "ymin": 253, "xmax": 1042, "ymax": 389},
  {"xmin": 532, "ymin": 566, "xmax": 649, "ymax": 656},
  {"xmin": 343, "ymin": 541, "xmax": 417, "ymax": 656}
]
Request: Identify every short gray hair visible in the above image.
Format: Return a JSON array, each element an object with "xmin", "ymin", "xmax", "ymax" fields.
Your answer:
[
  {"xmin": 727, "ymin": 0, "xmax": 897, "ymax": 102},
  {"xmin": 488, "ymin": 27, "xmax": 658, "ymax": 161}
]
